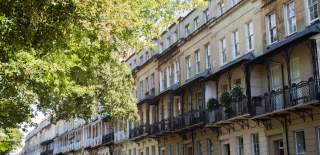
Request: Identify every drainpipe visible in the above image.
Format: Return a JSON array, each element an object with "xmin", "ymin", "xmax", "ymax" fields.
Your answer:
[
  {"xmin": 310, "ymin": 40, "xmax": 319, "ymax": 97},
  {"xmin": 191, "ymin": 130, "xmax": 195, "ymax": 155},
  {"xmin": 244, "ymin": 64, "xmax": 252, "ymax": 114},
  {"xmin": 284, "ymin": 117, "xmax": 290, "ymax": 155}
]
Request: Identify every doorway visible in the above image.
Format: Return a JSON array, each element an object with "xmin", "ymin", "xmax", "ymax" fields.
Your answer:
[
  {"xmin": 274, "ymin": 139, "xmax": 284, "ymax": 155},
  {"xmin": 223, "ymin": 143, "xmax": 230, "ymax": 155}
]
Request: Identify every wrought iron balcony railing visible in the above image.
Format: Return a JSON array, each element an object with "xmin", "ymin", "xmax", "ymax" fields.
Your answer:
[
  {"xmin": 129, "ymin": 124, "xmax": 150, "ymax": 139},
  {"xmin": 252, "ymin": 78, "xmax": 319, "ymax": 116}
]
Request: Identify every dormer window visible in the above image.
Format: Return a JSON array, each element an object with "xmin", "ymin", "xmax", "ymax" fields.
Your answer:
[
  {"xmin": 194, "ymin": 16, "xmax": 199, "ymax": 29},
  {"xmin": 159, "ymin": 42, "xmax": 164, "ymax": 52},
  {"xmin": 185, "ymin": 24, "xmax": 190, "ymax": 36},
  {"xmin": 146, "ymin": 51, "xmax": 149, "ymax": 60},
  {"xmin": 204, "ymin": 9, "xmax": 209, "ymax": 22},
  {"xmin": 140, "ymin": 55, "xmax": 144, "ymax": 63},
  {"xmin": 218, "ymin": 2, "xmax": 225, "ymax": 16},
  {"xmin": 231, "ymin": 0, "xmax": 238, "ymax": 6},
  {"xmin": 167, "ymin": 36, "xmax": 171, "ymax": 47},
  {"xmin": 174, "ymin": 30, "xmax": 179, "ymax": 41}
]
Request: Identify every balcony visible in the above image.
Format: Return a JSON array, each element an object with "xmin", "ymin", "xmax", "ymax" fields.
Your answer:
[
  {"xmin": 252, "ymin": 78, "xmax": 319, "ymax": 117},
  {"xmin": 137, "ymin": 88, "xmax": 156, "ymax": 105},
  {"xmin": 171, "ymin": 109, "xmax": 207, "ymax": 131},
  {"xmin": 40, "ymin": 150, "xmax": 53, "ymax": 155},
  {"xmin": 224, "ymin": 97, "xmax": 249, "ymax": 120},
  {"xmin": 102, "ymin": 132, "xmax": 114, "ymax": 145},
  {"xmin": 129, "ymin": 124, "xmax": 150, "ymax": 139}
]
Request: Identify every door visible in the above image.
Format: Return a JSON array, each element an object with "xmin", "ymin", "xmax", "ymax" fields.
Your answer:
[
  {"xmin": 274, "ymin": 140, "xmax": 284, "ymax": 155},
  {"xmin": 271, "ymin": 64, "xmax": 284, "ymax": 110},
  {"xmin": 187, "ymin": 147, "xmax": 193, "ymax": 155},
  {"xmin": 223, "ymin": 144, "xmax": 230, "ymax": 155},
  {"xmin": 184, "ymin": 144, "xmax": 193, "ymax": 155}
]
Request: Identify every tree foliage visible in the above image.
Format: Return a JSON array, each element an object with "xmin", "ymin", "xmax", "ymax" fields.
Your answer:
[
  {"xmin": 0, "ymin": 128, "xmax": 22, "ymax": 153},
  {"xmin": 0, "ymin": 0, "xmax": 205, "ymax": 129}
]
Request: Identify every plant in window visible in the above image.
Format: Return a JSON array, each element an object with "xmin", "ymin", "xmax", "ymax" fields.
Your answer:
[{"xmin": 207, "ymin": 98, "xmax": 220, "ymax": 110}]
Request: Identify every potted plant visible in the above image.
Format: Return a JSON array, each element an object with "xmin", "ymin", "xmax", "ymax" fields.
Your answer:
[
  {"xmin": 220, "ymin": 92, "xmax": 232, "ymax": 118},
  {"xmin": 220, "ymin": 92, "xmax": 231, "ymax": 107},
  {"xmin": 231, "ymin": 85, "xmax": 243, "ymax": 101},
  {"xmin": 207, "ymin": 98, "xmax": 219, "ymax": 110}
]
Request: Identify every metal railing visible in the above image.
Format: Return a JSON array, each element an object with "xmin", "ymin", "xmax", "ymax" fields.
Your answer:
[
  {"xmin": 129, "ymin": 124, "xmax": 150, "ymax": 139},
  {"xmin": 102, "ymin": 132, "xmax": 114, "ymax": 144},
  {"xmin": 252, "ymin": 78, "xmax": 319, "ymax": 116},
  {"xmin": 224, "ymin": 97, "xmax": 248, "ymax": 119}
]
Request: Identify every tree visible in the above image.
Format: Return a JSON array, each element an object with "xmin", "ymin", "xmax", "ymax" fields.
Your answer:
[
  {"xmin": 0, "ymin": 128, "xmax": 22, "ymax": 154},
  {"xmin": 0, "ymin": 0, "xmax": 205, "ymax": 129}
]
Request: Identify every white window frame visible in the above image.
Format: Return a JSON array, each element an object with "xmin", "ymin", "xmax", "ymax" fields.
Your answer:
[
  {"xmin": 166, "ymin": 66, "xmax": 171, "ymax": 87},
  {"xmin": 246, "ymin": 21, "xmax": 255, "ymax": 52},
  {"xmin": 295, "ymin": 130, "xmax": 306, "ymax": 155},
  {"xmin": 205, "ymin": 43, "xmax": 211, "ymax": 69},
  {"xmin": 305, "ymin": 0, "xmax": 319, "ymax": 24},
  {"xmin": 195, "ymin": 50, "xmax": 201, "ymax": 74},
  {"xmin": 185, "ymin": 24, "xmax": 190, "ymax": 37},
  {"xmin": 266, "ymin": 13, "xmax": 277, "ymax": 45},
  {"xmin": 197, "ymin": 141, "xmax": 203, "ymax": 155},
  {"xmin": 204, "ymin": 9, "xmax": 209, "ymax": 22},
  {"xmin": 176, "ymin": 143, "xmax": 182, "ymax": 155},
  {"xmin": 159, "ymin": 42, "xmax": 164, "ymax": 53},
  {"xmin": 167, "ymin": 36, "xmax": 172, "ymax": 47},
  {"xmin": 159, "ymin": 70, "xmax": 163, "ymax": 91},
  {"xmin": 186, "ymin": 56, "xmax": 192, "ymax": 80},
  {"xmin": 237, "ymin": 136, "xmax": 244, "ymax": 155},
  {"xmin": 251, "ymin": 133, "xmax": 260, "ymax": 155},
  {"xmin": 207, "ymin": 139, "xmax": 213, "ymax": 155},
  {"xmin": 218, "ymin": 2, "xmax": 225, "ymax": 16},
  {"xmin": 174, "ymin": 61, "xmax": 180, "ymax": 83},
  {"xmin": 220, "ymin": 38, "xmax": 227, "ymax": 65},
  {"xmin": 232, "ymin": 30, "xmax": 240, "ymax": 58},
  {"xmin": 167, "ymin": 144, "xmax": 173, "ymax": 155},
  {"xmin": 194, "ymin": 16, "xmax": 199, "ymax": 29},
  {"xmin": 284, "ymin": 1, "xmax": 297, "ymax": 36},
  {"xmin": 231, "ymin": 0, "xmax": 238, "ymax": 6}
]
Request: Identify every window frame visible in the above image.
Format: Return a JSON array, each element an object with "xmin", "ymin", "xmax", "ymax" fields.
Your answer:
[
  {"xmin": 266, "ymin": 13, "xmax": 277, "ymax": 45},
  {"xmin": 305, "ymin": 0, "xmax": 319, "ymax": 24},
  {"xmin": 220, "ymin": 37, "xmax": 227, "ymax": 65},
  {"xmin": 185, "ymin": 24, "xmax": 191, "ymax": 37},
  {"xmin": 246, "ymin": 21, "xmax": 254, "ymax": 52},
  {"xmin": 204, "ymin": 9, "xmax": 209, "ymax": 22},
  {"xmin": 186, "ymin": 56, "xmax": 192, "ymax": 80},
  {"xmin": 195, "ymin": 49, "xmax": 201, "ymax": 74},
  {"xmin": 284, "ymin": 1, "xmax": 297, "ymax": 36},
  {"xmin": 251, "ymin": 133, "xmax": 260, "ymax": 155},
  {"xmin": 232, "ymin": 29, "xmax": 240, "ymax": 58},
  {"xmin": 207, "ymin": 139, "xmax": 214, "ymax": 155},
  {"xmin": 205, "ymin": 43, "xmax": 211, "ymax": 69},
  {"xmin": 194, "ymin": 16, "xmax": 200, "ymax": 29},
  {"xmin": 237, "ymin": 136, "xmax": 244, "ymax": 155},
  {"xmin": 218, "ymin": 2, "xmax": 225, "ymax": 16}
]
